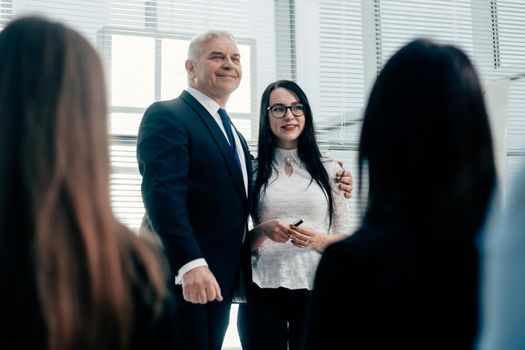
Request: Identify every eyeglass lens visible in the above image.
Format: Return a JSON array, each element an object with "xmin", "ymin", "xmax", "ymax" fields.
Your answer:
[{"xmin": 270, "ymin": 104, "xmax": 304, "ymax": 118}]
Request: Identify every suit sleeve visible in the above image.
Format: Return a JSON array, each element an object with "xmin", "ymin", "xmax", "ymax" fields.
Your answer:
[{"xmin": 136, "ymin": 102, "xmax": 203, "ymax": 275}]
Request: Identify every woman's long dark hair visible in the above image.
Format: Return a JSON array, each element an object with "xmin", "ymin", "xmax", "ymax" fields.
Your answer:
[
  {"xmin": 0, "ymin": 17, "xmax": 166, "ymax": 350},
  {"xmin": 254, "ymin": 80, "xmax": 334, "ymax": 227},
  {"xmin": 359, "ymin": 39, "xmax": 496, "ymax": 234}
]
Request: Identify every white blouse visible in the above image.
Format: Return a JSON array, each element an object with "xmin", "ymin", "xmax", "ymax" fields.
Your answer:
[{"xmin": 251, "ymin": 147, "xmax": 352, "ymax": 290}]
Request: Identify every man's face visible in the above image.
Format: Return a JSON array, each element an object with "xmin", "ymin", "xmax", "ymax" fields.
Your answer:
[{"xmin": 186, "ymin": 36, "xmax": 242, "ymax": 106}]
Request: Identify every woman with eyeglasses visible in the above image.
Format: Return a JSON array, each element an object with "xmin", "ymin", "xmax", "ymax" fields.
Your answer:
[{"xmin": 237, "ymin": 80, "xmax": 352, "ymax": 350}]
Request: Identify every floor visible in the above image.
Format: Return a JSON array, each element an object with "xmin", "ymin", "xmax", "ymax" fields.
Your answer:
[{"xmin": 223, "ymin": 304, "xmax": 242, "ymax": 350}]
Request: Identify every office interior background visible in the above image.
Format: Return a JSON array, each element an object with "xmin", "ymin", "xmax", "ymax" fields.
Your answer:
[{"xmin": 2, "ymin": 0, "xmax": 523, "ymax": 348}]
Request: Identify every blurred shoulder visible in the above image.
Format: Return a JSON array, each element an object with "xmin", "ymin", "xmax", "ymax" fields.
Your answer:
[
  {"xmin": 113, "ymin": 223, "xmax": 174, "ymax": 347},
  {"xmin": 117, "ymin": 223, "xmax": 168, "ymax": 280},
  {"xmin": 324, "ymin": 225, "xmax": 399, "ymax": 262}
]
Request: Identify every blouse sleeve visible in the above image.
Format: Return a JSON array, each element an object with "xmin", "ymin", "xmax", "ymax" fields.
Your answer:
[{"xmin": 324, "ymin": 159, "xmax": 352, "ymax": 235}]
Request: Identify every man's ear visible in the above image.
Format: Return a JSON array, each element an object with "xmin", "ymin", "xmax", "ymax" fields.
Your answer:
[{"xmin": 185, "ymin": 59, "xmax": 194, "ymax": 77}]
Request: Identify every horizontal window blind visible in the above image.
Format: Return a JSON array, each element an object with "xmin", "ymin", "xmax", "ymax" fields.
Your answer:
[
  {"xmin": 376, "ymin": 0, "xmax": 525, "ymax": 195},
  {"xmin": 3, "ymin": 0, "xmax": 276, "ymax": 235},
  {"xmin": 295, "ymin": 0, "xmax": 525, "ymax": 227},
  {"xmin": 295, "ymin": 0, "xmax": 366, "ymax": 232},
  {"xmin": 377, "ymin": 0, "xmax": 476, "ymax": 64},
  {"xmin": 0, "ymin": 0, "xmax": 11, "ymax": 27},
  {"xmin": 297, "ymin": 0, "xmax": 365, "ymax": 145},
  {"xmin": 497, "ymin": 0, "xmax": 525, "ymax": 192},
  {"xmin": 2, "ymin": 0, "xmax": 523, "ymax": 259},
  {"xmin": 105, "ymin": 0, "xmax": 276, "ymax": 233}
]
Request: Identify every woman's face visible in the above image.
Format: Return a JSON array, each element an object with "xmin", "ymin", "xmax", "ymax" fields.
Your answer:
[{"xmin": 267, "ymin": 87, "xmax": 306, "ymax": 149}]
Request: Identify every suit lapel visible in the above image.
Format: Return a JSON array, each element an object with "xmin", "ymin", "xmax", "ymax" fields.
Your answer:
[
  {"xmin": 180, "ymin": 91, "xmax": 246, "ymax": 200},
  {"xmin": 234, "ymin": 126, "xmax": 252, "ymax": 200},
  {"xmin": 236, "ymin": 129, "xmax": 253, "ymax": 215}
]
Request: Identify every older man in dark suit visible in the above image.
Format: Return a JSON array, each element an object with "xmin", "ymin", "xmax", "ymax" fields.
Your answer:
[{"xmin": 137, "ymin": 30, "xmax": 250, "ymax": 350}]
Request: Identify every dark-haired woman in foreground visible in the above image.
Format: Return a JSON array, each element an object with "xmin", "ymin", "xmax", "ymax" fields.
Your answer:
[{"xmin": 305, "ymin": 39, "xmax": 496, "ymax": 349}]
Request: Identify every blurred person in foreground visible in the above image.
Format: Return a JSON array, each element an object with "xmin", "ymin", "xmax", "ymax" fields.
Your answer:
[
  {"xmin": 304, "ymin": 38, "xmax": 496, "ymax": 349},
  {"xmin": 478, "ymin": 161, "xmax": 525, "ymax": 350},
  {"xmin": 0, "ymin": 16, "xmax": 174, "ymax": 350}
]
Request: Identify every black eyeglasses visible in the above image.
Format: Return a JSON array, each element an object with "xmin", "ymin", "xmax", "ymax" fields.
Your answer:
[{"xmin": 267, "ymin": 103, "xmax": 305, "ymax": 119}]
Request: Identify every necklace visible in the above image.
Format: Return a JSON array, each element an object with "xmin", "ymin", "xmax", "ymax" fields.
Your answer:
[{"xmin": 284, "ymin": 157, "xmax": 293, "ymax": 177}]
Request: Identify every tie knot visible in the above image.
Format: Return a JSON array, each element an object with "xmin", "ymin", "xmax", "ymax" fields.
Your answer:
[{"xmin": 218, "ymin": 108, "xmax": 230, "ymax": 122}]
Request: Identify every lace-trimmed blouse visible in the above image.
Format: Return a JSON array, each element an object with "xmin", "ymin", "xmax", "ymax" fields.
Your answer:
[{"xmin": 251, "ymin": 147, "xmax": 352, "ymax": 290}]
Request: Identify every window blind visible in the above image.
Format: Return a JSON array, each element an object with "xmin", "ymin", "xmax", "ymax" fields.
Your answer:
[
  {"xmin": 497, "ymin": 0, "xmax": 525, "ymax": 190},
  {"xmin": 0, "ymin": 0, "xmax": 11, "ymax": 27},
  {"xmin": 295, "ymin": 0, "xmax": 525, "ymax": 226},
  {"xmin": 294, "ymin": 0, "xmax": 365, "ymax": 232},
  {"xmin": 2, "ymin": 0, "xmax": 277, "ymax": 233},
  {"xmin": 2, "ymin": 0, "xmax": 523, "ymax": 265},
  {"xmin": 105, "ymin": 0, "xmax": 275, "ymax": 230},
  {"xmin": 377, "ymin": 0, "xmax": 525, "ymax": 193}
]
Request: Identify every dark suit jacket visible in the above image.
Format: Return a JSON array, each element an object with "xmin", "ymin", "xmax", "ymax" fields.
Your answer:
[
  {"xmin": 304, "ymin": 223, "xmax": 478, "ymax": 349},
  {"xmin": 137, "ymin": 90, "xmax": 252, "ymax": 297}
]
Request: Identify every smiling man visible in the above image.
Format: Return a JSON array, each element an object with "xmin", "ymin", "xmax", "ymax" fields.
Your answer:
[{"xmin": 137, "ymin": 30, "xmax": 252, "ymax": 350}]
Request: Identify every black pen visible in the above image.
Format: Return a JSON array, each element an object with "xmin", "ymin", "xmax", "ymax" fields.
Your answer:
[{"xmin": 292, "ymin": 219, "xmax": 303, "ymax": 227}]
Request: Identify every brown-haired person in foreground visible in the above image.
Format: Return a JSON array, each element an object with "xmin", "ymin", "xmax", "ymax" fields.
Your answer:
[
  {"xmin": 304, "ymin": 39, "xmax": 496, "ymax": 349},
  {"xmin": 0, "ymin": 17, "xmax": 174, "ymax": 350}
]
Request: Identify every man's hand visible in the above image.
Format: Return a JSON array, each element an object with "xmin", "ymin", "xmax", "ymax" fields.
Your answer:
[
  {"xmin": 182, "ymin": 266, "xmax": 223, "ymax": 304},
  {"xmin": 336, "ymin": 161, "xmax": 353, "ymax": 199}
]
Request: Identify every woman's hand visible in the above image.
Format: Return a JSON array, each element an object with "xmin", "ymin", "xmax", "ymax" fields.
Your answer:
[
  {"xmin": 289, "ymin": 224, "xmax": 347, "ymax": 252},
  {"xmin": 289, "ymin": 225, "xmax": 326, "ymax": 251},
  {"xmin": 259, "ymin": 218, "xmax": 291, "ymax": 243},
  {"xmin": 249, "ymin": 219, "xmax": 290, "ymax": 251}
]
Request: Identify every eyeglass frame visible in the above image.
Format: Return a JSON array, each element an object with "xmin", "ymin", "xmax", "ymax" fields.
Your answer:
[{"xmin": 266, "ymin": 103, "xmax": 305, "ymax": 119}]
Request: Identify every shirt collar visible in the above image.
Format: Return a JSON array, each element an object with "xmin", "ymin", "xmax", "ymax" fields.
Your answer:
[
  {"xmin": 274, "ymin": 147, "xmax": 300, "ymax": 166},
  {"xmin": 186, "ymin": 87, "xmax": 224, "ymax": 116}
]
